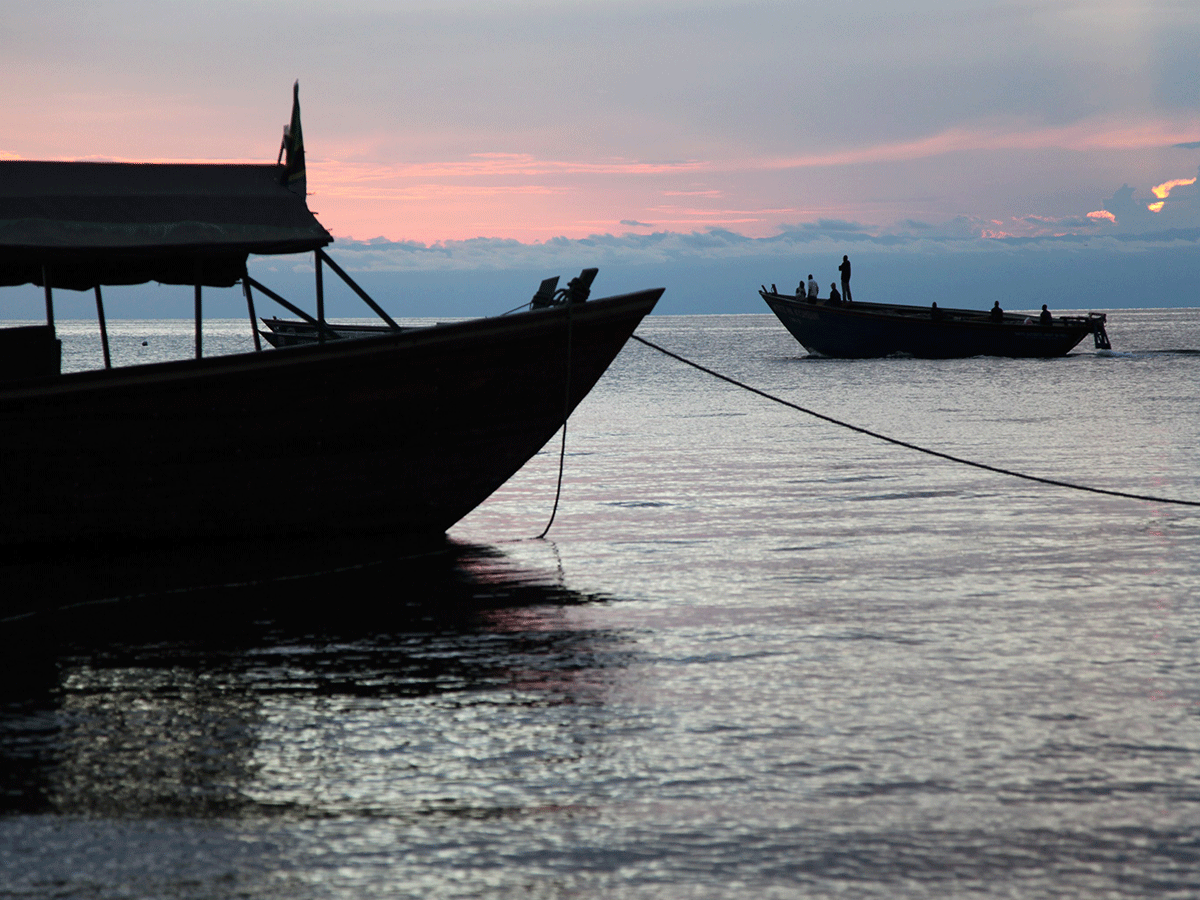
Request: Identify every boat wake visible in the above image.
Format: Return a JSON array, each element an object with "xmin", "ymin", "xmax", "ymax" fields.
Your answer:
[{"xmin": 1097, "ymin": 348, "xmax": 1200, "ymax": 358}]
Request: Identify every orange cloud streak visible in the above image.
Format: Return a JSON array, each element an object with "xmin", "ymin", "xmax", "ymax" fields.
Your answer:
[
  {"xmin": 1147, "ymin": 176, "xmax": 1196, "ymax": 212},
  {"xmin": 1151, "ymin": 177, "xmax": 1197, "ymax": 199}
]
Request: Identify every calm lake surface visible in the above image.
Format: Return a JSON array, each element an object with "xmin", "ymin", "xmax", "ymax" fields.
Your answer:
[{"xmin": 2, "ymin": 309, "xmax": 1198, "ymax": 898}]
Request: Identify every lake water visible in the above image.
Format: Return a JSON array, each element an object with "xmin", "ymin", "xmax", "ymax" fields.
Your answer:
[{"xmin": 2, "ymin": 309, "xmax": 1199, "ymax": 898}]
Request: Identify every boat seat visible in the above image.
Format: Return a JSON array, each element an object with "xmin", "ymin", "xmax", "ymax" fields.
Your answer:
[
  {"xmin": 0, "ymin": 325, "xmax": 61, "ymax": 381},
  {"xmin": 530, "ymin": 276, "xmax": 560, "ymax": 309}
]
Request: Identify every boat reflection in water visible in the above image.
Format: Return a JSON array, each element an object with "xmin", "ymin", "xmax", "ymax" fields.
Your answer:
[
  {"xmin": 1, "ymin": 538, "xmax": 632, "ymax": 819},
  {"xmin": 0, "ymin": 83, "xmax": 653, "ymax": 835}
]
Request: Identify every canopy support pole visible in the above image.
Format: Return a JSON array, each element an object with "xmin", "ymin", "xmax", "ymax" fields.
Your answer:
[
  {"xmin": 315, "ymin": 251, "xmax": 326, "ymax": 344},
  {"xmin": 243, "ymin": 277, "xmax": 262, "ymax": 352},
  {"xmin": 94, "ymin": 285, "xmax": 112, "ymax": 369},
  {"xmin": 194, "ymin": 259, "xmax": 203, "ymax": 359},
  {"xmin": 194, "ymin": 283, "xmax": 203, "ymax": 359},
  {"xmin": 42, "ymin": 266, "xmax": 55, "ymax": 329},
  {"xmin": 316, "ymin": 249, "xmax": 400, "ymax": 329}
]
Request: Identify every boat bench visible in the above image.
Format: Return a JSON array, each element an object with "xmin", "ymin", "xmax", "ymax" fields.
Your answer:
[{"xmin": 0, "ymin": 324, "xmax": 62, "ymax": 381}]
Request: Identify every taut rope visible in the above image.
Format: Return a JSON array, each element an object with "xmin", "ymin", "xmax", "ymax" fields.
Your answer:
[{"xmin": 631, "ymin": 334, "xmax": 1200, "ymax": 509}]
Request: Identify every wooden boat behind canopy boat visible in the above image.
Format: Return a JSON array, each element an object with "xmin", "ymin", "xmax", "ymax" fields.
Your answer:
[{"xmin": 256, "ymin": 272, "xmax": 592, "ymax": 347}]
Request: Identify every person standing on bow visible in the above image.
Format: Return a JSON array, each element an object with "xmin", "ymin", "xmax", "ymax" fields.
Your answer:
[{"xmin": 838, "ymin": 255, "xmax": 852, "ymax": 302}]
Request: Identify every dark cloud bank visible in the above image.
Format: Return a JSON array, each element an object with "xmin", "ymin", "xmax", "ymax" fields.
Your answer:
[{"xmin": 6, "ymin": 218, "xmax": 1200, "ymax": 320}]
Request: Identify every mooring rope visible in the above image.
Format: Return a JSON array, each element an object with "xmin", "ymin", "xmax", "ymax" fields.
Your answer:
[
  {"xmin": 632, "ymin": 334, "xmax": 1200, "ymax": 509},
  {"xmin": 538, "ymin": 421, "xmax": 569, "ymax": 539},
  {"xmin": 538, "ymin": 303, "xmax": 574, "ymax": 538}
]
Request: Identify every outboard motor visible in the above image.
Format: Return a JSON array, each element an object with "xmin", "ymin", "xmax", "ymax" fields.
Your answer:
[
  {"xmin": 564, "ymin": 267, "xmax": 598, "ymax": 304},
  {"xmin": 529, "ymin": 268, "xmax": 599, "ymax": 309},
  {"xmin": 529, "ymin": 276, "xmax": 560, "ymax": 309}
]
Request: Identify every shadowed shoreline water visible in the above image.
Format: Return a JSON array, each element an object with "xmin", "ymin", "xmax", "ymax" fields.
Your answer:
[{"xmin": 2, "ymin": 539, "xmax": 625, "ymax": 820}]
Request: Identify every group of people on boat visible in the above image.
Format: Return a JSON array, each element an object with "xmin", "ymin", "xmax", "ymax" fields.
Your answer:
[
  {"xmin": 798, "ymin": 255, "xmax": 853, "ymax": 304},
  {"xmin": 981, "ymin": 300, "xmax": 1055, "ymax": 325},
  {"xmin": 932, "ymin": 300, "xmax": 1056, "ymax": 324},
  {"xmin": 793, "ymin": 258, "xmax": 1058, "ymax": 326}
]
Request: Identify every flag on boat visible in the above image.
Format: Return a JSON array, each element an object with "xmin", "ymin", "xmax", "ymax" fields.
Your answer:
[{"xmin": 280, "ymin": 80, "xmax": 306, "ymax": 198}]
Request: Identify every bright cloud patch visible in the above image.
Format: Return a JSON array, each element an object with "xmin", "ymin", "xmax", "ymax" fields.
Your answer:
[
  {"xmin": 1148, "ymin": 177, "xmax": 1197, "ymax": 212},
  {"xmin": 1088, "ymin": 209, "xmax": 1117, "ymax": 223}
]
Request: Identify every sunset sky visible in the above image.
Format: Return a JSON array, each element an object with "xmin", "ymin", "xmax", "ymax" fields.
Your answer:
[{"xmin": 4, "ymin": 0, "xmax": 1200, "ymax": 314}]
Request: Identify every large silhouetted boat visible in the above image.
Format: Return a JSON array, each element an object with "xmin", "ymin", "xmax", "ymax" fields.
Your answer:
[
  {"xmin": 760, "ymin": 286, "xmax": 1109, "ymax": 358},
  {"xmin": 0, "ymin": 86, "xmax": 661, "ymax": 556}
]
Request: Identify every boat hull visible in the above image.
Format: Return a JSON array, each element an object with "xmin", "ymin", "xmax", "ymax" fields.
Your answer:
[
  {"xmin": 0, "ymin": 290, "xmax": 660, "ymax": 550},
  {"xmin": 258, "ymin": 317, "xmax": 406, "ymax": 347},
  {"xmin": 762, "ymin": 292, "xmax": 1103, "ymax": 359}
]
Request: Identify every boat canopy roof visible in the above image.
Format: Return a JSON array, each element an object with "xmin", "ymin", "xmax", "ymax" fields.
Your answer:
[{"xmin": 0, "ymin": 160, "xmax": 333, "ymax": 290}]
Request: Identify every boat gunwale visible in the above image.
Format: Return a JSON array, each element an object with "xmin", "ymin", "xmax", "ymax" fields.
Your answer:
[
  {"xmin": 760, "ymin": 290, "xmax": 1103, "ymax": 333},
  {"xmin": 0, "ymin": 289, "xmax": 664, "ymax": 400}
]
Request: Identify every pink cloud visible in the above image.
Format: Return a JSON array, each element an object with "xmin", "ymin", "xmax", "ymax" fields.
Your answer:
[
  {"xmin": 756, "ymin": 117, "xmax": 1200, "ymax": 171},
  {"xmin": 317, "ymin": 154, "xmax": 706, "ymax": 185}
]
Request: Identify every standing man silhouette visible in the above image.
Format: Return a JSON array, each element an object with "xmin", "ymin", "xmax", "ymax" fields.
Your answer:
[{"xmin": 838, "ymin": 255, "xmax": 852, "ymax": 303}]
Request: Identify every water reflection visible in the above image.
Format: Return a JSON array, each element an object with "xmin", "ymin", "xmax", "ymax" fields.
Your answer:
[{"xmin": 0, "ymin": 540, "xmax": 636, "ymax": 820}]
